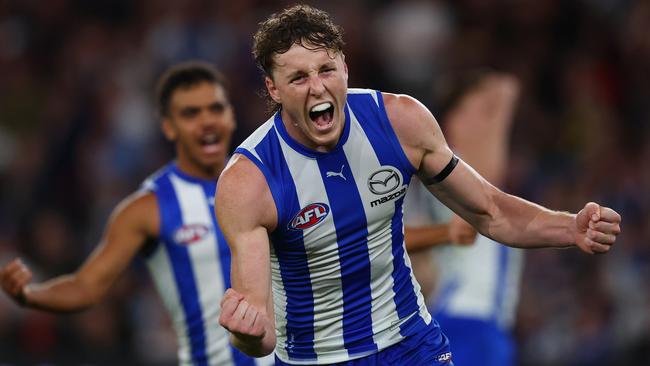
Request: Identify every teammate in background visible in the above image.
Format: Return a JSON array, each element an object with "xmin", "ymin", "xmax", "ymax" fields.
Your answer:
[
  {"xmin": 404, "ymin": 72, "xmax": 523, "ymax": 366},
  {"xmin": 0, "ymin": 62, "xmax": 271, "ymax": 366},
  {"xmin": 215, "ymin": 5, "xmax": 621, "ymax": 365}
]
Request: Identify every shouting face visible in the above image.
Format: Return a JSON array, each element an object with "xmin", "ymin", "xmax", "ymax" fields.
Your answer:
[
  {"xmin": 265, "ymin": 42, "xmax": 349, "ymax": 152},
  {"xmin": 162, "ymin": 81, "xmax": 235, "ymax": 178}
]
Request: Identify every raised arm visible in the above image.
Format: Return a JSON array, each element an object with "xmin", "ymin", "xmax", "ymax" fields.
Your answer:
[
  {"xmin": 216, "ymin": 154, "xmax": 277, "ymax": 357},
  {"xmin": 0, "ymin": 191, "xmax": 158, "ymax": 311},
  {"xmin": 384, "ymin": 92, "xmax": 621, "ymax": 253}
]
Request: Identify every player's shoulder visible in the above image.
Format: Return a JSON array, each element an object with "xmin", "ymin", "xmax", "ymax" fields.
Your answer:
[
  {"xmin": 382, "ymin": 92, "xmax": 439, "ymax": 141},
  {"xmin": 219, "ymin": 154, "xmax": 268, "ymax": 193},
  {"xmin": 216, "ymin": 154, "xmax": 277, "ymax": 229},
  {"xmin": 110, "ymin": 190, "xmax": 160, "ymax": 235},
  {"xmin": 381, "ymin": 92, "xmax": 429, "ymax": 119},
  {"xmin": 140, "ymin": 162, "xmax": 175, "ymax": 192}
]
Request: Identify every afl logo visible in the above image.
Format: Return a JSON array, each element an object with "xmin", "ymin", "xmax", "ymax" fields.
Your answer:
[
  {"xmin": 368, "ymin": 168, "xmax": 401, "ymax": 195},
  {"xmin": 174, "ymin": 224, "xmax": 210, "ymax": 245},
  {"xmin": 288, "ymin": 203, "xmax": 330, "ymax": 231}
]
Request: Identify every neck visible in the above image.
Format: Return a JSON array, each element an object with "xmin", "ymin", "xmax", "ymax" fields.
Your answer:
[{"xmin": 176, "ymin": 159, "xmax": 223, "ymax": 180}]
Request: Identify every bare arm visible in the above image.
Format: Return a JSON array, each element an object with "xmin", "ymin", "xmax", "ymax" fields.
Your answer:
[
  {"xmin": 404, "ymin": 224, "xmax": 450, "ymax": 252},
  {"xmin": 384, "ymin": 92, "xmax": 621, "ymax": 253},
  {"xmin": 406, "ymin": 73, "xmax": 521, "ymax": 250},
  {"xmin": 216, "ymin": 154, "xmax": 277, "ymax": 357},
  {"xmin": 404, "ymin": 215, "xmax": 477, "ymax": 252},
  {"xmin": 0, "ymin": 191, "xmax": 158, "ymax": 311}
]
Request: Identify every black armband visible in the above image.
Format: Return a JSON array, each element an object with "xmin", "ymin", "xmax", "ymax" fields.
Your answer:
[{"xmin": 422, "ymin": 155, "xmax": 459, "ymax": 185}]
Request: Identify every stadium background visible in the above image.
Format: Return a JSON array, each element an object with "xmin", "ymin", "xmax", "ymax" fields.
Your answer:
[{"xmin": 0, "ymin": 0, "xmax": 648, "ymax": 364}]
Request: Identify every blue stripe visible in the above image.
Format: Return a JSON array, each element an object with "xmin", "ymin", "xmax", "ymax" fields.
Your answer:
[
  {"xmin": 348, "ymin": 91, "xmax": 421, "ymax": 329},
  {"xmin": 253, "ymin": 130, "xmax": 317, "ymax": 360},
  {"xmin": 317, "ymin": 152, "xmax": 377, "ymax": 356},
  {"xmin": 348, "ymin": 91, "xmax": 416, "ymax": 174},
  {"xmin": 390, "ymin": 198, "xmax": 421, "ymax": 323},
  {"xmin": 155, "ymin": 176, "xmax": 208, "ymax": 366},
  {"xmin": 235, "ymin": 148, "xmax": 285, "ymax": 220}
]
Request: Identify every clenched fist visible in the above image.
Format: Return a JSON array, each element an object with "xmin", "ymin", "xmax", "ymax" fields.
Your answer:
[
  {"xmin": 0, "ymin": 258, "xmax": 32, "ymax": 306},
  {"xmin": 575, "ymin": 202, "xmax": 622, "ymax": 254}
]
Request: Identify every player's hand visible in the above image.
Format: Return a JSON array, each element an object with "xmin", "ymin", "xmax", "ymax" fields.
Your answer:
[
  {"xmin": 449, "ymin": 214, "xmax": 477, "ymax": 245},
  {"xmin": 0, "ymin": 258, "xmax": 32, "ymax": 306},
  {"xmin": 219, "ymin": 288, "xmax": 268, "ymax": 342},
  {"xmin": 575, "ymin": 202, "xmax": 621, "ymax": 254}
]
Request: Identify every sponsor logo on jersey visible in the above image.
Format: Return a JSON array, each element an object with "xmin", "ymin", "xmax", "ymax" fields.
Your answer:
[
  {"xmin": 173, "ymin": 223, "xmax": 210, "ymax": 245},
  {"xmin": 368, "ymin": 168, "xmax": 401, "ymax": 195},
  {"xmin": 368, "ymin": 167, "xmax": 407, "ymax": 207},
  {"xmin": 288, "ymin": 203, "xmax": 330, "ymax": 231}
]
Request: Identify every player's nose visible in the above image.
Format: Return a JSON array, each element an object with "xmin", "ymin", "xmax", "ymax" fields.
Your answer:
[{"xmin": 308, "ymin": 75, "xmax": 326, "ymax": 96}]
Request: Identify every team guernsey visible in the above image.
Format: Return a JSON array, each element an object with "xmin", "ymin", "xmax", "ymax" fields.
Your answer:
[
  {"xmin": 235, "ymin": 89, "xmax": 439, "ymax": 364},
  {"xmin": 140, "ymin": 163, "xmax": 256, "ymax": 366}
]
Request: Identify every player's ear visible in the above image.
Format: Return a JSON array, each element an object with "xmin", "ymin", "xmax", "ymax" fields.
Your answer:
[
  {"xmin": 161, "ymin": 118, "xmax": 177, "ymax": 141},
  {"xmin": 341, "ymin": 53, "xmax": 349, "ymax": 82},
  {"xmin": 265, "ymin": 76, "xmax": 281, "ymax": 103}
]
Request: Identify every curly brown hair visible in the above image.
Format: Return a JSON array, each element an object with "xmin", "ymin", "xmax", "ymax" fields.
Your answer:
[{"xmin": 252, "ymin": 4, "xmax": 345, "ymax": 77}]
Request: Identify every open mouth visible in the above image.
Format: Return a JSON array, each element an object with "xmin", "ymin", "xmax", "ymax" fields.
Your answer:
[
  {"xmin": 308, "ymin": 102, "xmax": 334, "ymax": 129},
  {"xmin": 200, "ymin": 133, "xmax": 222, "ymax": 154}
]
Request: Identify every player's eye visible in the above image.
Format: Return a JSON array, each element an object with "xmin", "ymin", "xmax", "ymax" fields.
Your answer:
[
  {"xmin": 180, "ymin": 107, "xmax": 200, "ymax": 118},
  {"xmin": 210, "ymin": 103, "xmax": 226, "ymax": 113},
  {"xmin": 291, "ymin": 74, "xmax": 307, "ymax": 84}
]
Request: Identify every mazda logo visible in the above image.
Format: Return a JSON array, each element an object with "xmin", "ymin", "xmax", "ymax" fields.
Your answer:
[{"xmin": 368, "ymin": 168, "xmax": 401, "ymax": 195}]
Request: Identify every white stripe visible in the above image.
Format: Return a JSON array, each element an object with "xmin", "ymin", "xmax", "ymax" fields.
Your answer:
[
  {"xmin": 497, "ymin": 248, "xmax": 523, "ymax": 329},
  {"xmin": 269, "ymin": 244, "xmax": 289, "ymax": 361},
  {"xmin": 344, "ymin": 108, "xmax": 404, "ymax": 347},
  {"xmin": 441, "ymin": 235, "xmax": 500, "ymax": 319},
  {"xmin": 238, "ymin": 116, "xmax": 276, "ymax": 162},
  {"xmin": 400, "ymin": 218, "xmax": 432, "ymax": 325},
  {"xmin": 275, "ymin": 133, "xmax": 346, "ymax": 360},
  {"xmin": 170, "ymin": 175, "xmax": 233, "ymax": 366},
  {"xmin": 146, "ymin": 242, "xmax": 192, "ymax": 364}
]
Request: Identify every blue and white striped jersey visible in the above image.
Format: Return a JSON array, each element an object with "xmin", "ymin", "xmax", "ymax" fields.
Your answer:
[
  {"xmin": 141, "ymin": 163, "xmax": 262, "ymax": 366},
  {"xmin": 235, "ymin": 89, "xmax": 434, "ymax": 364}
]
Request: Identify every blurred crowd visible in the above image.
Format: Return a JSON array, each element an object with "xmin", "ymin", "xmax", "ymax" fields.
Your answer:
[{"xmin": 0, "ymin": 0, "xmax": 648, "ymax": 365}]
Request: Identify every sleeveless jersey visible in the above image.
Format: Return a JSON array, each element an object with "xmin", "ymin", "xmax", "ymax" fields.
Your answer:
[
  {"xmin": 235, "ymin": 89, "xmax": 433, "ymax": 364},
  {"xmin": 141, "ymin": 163, "xmax": 258, "ymax": 366},
  {"xmin": 433, "ymin": 236, "xmax": 523, "ymax": 330}
]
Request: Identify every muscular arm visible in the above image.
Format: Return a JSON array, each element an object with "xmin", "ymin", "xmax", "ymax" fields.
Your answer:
[
  {"xmin": 404, "ymin": 74, "xmax": 521, "ymax": 252},
  {"xmin": 385, "ymin": 92, "xmax": 620, "ymax": 253},
  {"xmin": 216, "ymin": 154, "xmax": 277, "ymax": 357},
  {"xmin": 0, "ymin": 191, "xmax": 158, "ymax": 311}
]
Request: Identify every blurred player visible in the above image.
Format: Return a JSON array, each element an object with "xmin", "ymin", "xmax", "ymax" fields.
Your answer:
[
  {"xmin": 404, "ymin": 72, "xmax": 523, "ymax": 366},
  {"xmin": 215, "ymin": 5, "xmax": 621, "ymax": 365},
  {"xmin": 0, "ymin": 62, "xmax": 271, "ymax": 366}
]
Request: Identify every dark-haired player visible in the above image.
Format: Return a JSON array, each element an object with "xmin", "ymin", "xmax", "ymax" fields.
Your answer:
[{"xmin": 1, "ymin": 62, "xmax": 270, "ymax": 366}]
